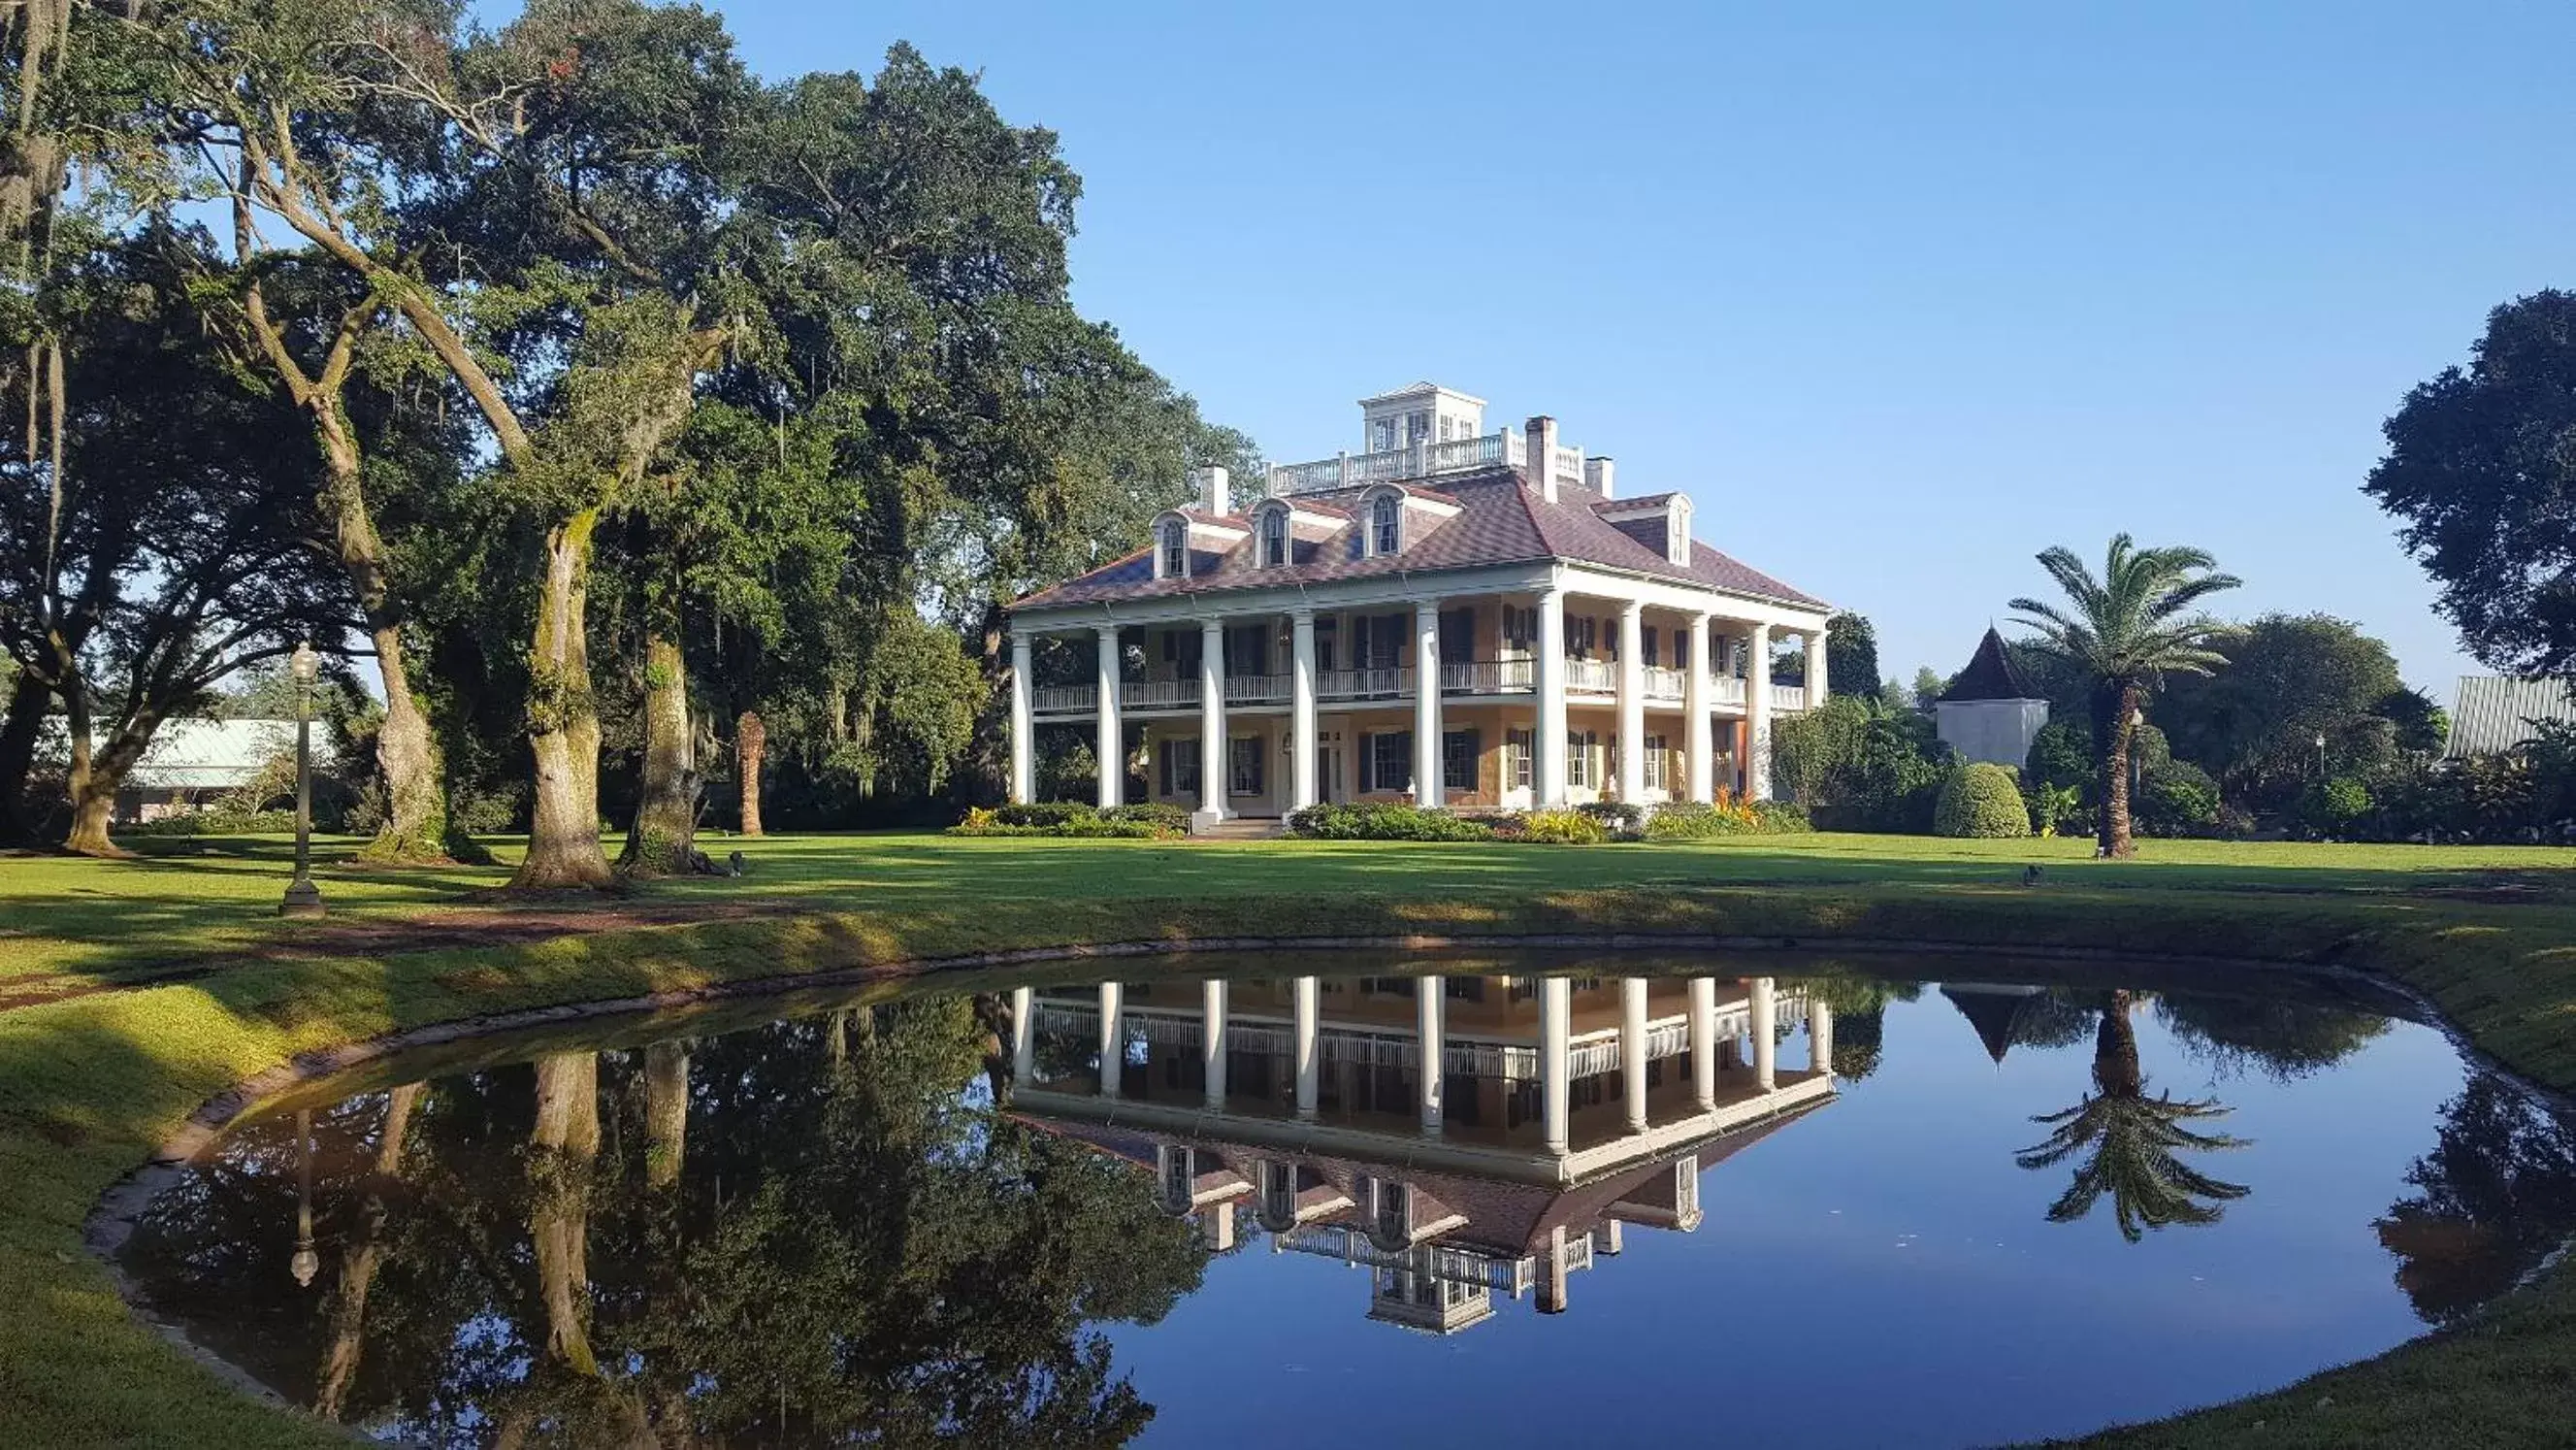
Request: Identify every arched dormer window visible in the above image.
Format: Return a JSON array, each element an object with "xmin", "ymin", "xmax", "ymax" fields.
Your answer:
[
  {"xmin": 1367, "ymin": 489, "xmax": 1402, "ymax": 558},
  {"xmin": 1156, "ymin": 514, "xmax": 1190, "ymax": 580},
  {"xmin": 1258, "ymin": 503, "xmax": 1290, "ymax": 568}
]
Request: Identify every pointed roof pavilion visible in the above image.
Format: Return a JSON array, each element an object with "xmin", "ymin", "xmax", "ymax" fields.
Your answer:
[{"xmin": 1938, "ymin": 626, "xmax": 2039, "ymax": 704}]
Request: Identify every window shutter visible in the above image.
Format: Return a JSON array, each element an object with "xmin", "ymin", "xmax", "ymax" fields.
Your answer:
[
  {"xmin": 1465, "ymin": 729, "xmax": 1482, "ymax": 791},
  {"xmin": 1357, "ymin": 733, "xmax": 1373, "ymax": 791},
  {"xmin": 1158, "ymin": 742, "xmax": 1173, "ymax": 797}
]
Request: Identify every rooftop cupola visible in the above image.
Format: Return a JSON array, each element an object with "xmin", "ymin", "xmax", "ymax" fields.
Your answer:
[{"xmin": 1357, "ymin": 382, "xmax": 1485, "ymax": 453}]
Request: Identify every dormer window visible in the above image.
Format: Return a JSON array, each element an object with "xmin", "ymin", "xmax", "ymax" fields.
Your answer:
[
  {"xmin": 1157, "ymin": 516, "xmax": 1190, "ymax": 580},
  {"xmin": 1369, "ymin": 492, "xmax": 1401, "ymax": 557},
  {"xmin": 1259, "ymin": 505, "xmax": 1289, "ymax": 568},
  {"xmin": 1668, "ymin": 499, "xmax": 1694, "ymax": 567}
]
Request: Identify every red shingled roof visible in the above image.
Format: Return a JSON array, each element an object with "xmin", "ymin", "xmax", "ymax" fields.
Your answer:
[{"xmin": 1010, "ymin": 466, "xmax": 1825, "ymax": 611}]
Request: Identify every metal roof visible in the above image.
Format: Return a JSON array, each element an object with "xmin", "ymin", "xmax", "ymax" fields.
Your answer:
[{"xmin": 2447, "ymin": 676, "xmax": 2576, "ymax": 758}]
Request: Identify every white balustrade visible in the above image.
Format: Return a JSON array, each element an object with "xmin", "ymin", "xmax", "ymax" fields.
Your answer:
[
  {"xmin": 1223, "ymin": 673, "xmax": 1292, "ymax": 704},
  {"xmin": 1643, "ymin": 665, "xmax": 1686, "ymax": 702},
  {"xmin": 1551, "ymin": 445, "xmax": 1585, "ymax": 488},
  {"xmin": 1565, "ymin": 658, "xmax": 1616, "ymax": 693},
  {"xmin": 1712, "ymin": 676, "xmax": 1746, "ymax": 708},
  {"xmin": 1438, "ymin": 658, "xmax": 1536, "ymax": 694},
  {"xmin": 1318, "ymin": 667, "xmax": 1412, "ymax": 700},
  {"xmin": 1121, "ymin": 679, "xmax": 1201, "ymax": 710},
  {"xmin": 1264, "ymin": 428, "xmax": 1557, "ymax": 496},
  {"xmin": 1772, "ymin": 683, "xmax": 1808, "ymax": 711},
  {"xmin": 1032, "ymin": 684, "xmax": 1096, "ymax": 714}
]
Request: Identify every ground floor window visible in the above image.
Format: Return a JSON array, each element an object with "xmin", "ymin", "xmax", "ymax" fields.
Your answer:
[
  {"xmin": 1644, "ymin": 733, "xmax": 1669, "ymax": 792},
  {"xmin": 1158, "ymin": 737, "xmax": 1200, "ymax": 797},
  {"xmin": 1566, "ymin": 729, "xmax": 1598, "ymax": 789},
  {"xmin": 1442, "ymin": 729, "xmax": 1478, "ymax": 791},
  {"xmin": 1228, "ymin": 736, "xmax": 1264, "ymax": 796},
  {"xmin": 1506, "ymin": 728, "xmax": 1534, "ymax": 789},
  {"xmin": 1367, "ymin": 731, "xmax": 1413, "ymax": 793}
]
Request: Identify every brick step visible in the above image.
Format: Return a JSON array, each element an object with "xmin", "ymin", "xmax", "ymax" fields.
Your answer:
[{"xmin": 1188, "ymin": 816, "xmax": 1288, "ymax": 840}]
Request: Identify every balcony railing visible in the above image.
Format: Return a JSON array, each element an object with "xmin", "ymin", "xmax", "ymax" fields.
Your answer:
[
  {"xmin": 1565, "ymin": 658, "xmax": 1616, "ymax": 693},
  {"xmin": 1712, "ymin": 676, "xmax": 1746, "ymax": 708},
  {"xmin": 1439, "ymin": 658, "xmax": 1536, "ymax": 695},
  {"xmin": 1318, "ymin": 666, "xmax": 1411, "ymax": 700},
  {"xmin": 1643, "ymin": 665, "xmax": 1686, "ymax": 702},
  {"xmin": 1032, "ymin": 684, "xmax": 1096, "ymax": 714},
  {"xmin": 1772, "ymin": 683, "xmax": 1807, "ymax": 710},
  {"xmin": 1121, "ymin": 679, "xmax": 1199, "ymax": 710},
  {"xmin": 1223, "ymin": 673, "xmax": 1291, "ymax": 704},
  {"xmin": 1264, "ymin": 428, "xmax": 1538, "ymax": 497}
]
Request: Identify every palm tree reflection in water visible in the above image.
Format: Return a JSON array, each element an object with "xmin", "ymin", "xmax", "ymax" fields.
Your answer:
[{"xmin": 2016, "ymin": 990, "xmax": 2252, "ymax": 1241}]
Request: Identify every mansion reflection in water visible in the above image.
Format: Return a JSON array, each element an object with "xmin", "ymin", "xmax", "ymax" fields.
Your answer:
[{"xmin": 1007, "ymin": 972, "xmax": 1831, "ymax": 1333}]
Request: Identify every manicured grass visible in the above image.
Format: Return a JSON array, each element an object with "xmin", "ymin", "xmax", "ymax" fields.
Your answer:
[{"xmin": 0, "ymin": 830, "xmax": 2572, "ymax": 1445}]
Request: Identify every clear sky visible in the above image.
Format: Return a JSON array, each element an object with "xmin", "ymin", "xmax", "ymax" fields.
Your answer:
[{"xmin": 707, "ymin": 1, "xmax": 2576, "ymax": 700}]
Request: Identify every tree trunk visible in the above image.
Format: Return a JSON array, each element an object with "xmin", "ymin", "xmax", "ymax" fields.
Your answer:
[
  {"xmin": 511, "ymin": 511, "xmax": 612, "ymax": 890},
  {"xmin": 2094, "ymin": 990, "xmax": 2142, "ymax": 1098},
  {"xmin": 2091, "ymin": 680, "xmax": 2141, "ymax": 858},
  {"xmin": 530, "ymin": 1053, "xmax": 601, "ymax": 1375},
  {"xmin": 735, "ymin": 709, "xmax": 765, "ymax": 838},
  {"xmin": 364, "ymin": 621, "xmax": 451, "ymax": 863},
  {"xmin": 618, "ymin": 632, "xmax": 696, "ymax": 876},
  {"xmin": 0, "ymin": 678, "xmax": 49, "ymax": 847},
  {"xmin": 60, "ymin": 676, "xmax": 151, "ymax": 858},
  {"xmin": 643, "ymin": 1040, "xmax": 689, "ymax": 1190}
]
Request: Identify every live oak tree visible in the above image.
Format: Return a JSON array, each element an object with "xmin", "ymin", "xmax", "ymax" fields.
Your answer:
[
  {"xmin": 2009, "ymin": 536, "xmax": 2241, "ymax": 857},
  {"xmin": 2365, "ymin": 290, "xmax": 2576, "ymax": 676},
  {"xmin": 2154, "ymin": 612, "xmax": 2407, "ymax": 811}
]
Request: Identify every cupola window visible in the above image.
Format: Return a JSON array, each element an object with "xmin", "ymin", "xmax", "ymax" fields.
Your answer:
[{"xmin": 1158, "ymin": 517, "xmax": 1189, "ymax": 579}]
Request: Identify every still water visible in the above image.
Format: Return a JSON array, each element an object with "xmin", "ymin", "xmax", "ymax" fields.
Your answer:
[{"xmin": 114, "ymin": 950, "xmax": 2576, "ymax": 1448}]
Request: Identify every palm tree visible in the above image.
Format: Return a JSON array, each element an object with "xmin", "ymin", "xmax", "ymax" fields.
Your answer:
[
  {"xmin": 2015, "ymin": 991, "xmax": 2251, "ymax": 1241},
  {"xmin": 2009, "ymin": 535, "xmax": 2240, "ymax": 856}
]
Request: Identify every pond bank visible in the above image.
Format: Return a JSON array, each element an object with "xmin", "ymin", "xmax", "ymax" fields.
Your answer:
[{"xmin": 5, "ymin": 857, "xmax": 2576, "ymax": 1445}]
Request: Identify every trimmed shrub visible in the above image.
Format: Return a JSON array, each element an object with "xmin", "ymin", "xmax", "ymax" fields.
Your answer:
[
  {"xmin": 2297, "ymin": 775, "xmax": 2374, "ymax": 839},
  {"xmin": 950, "ymin": 802, "xmax": 1183, "ymax": 840},
  {"xmin": 1576, "ymin": 802, "xmax": 1647, "ymax": 838},
  {"xmin": 1519, "ymin": 807, "xmax": 1610, "ymax": 844},
  {"xmin": 2135, "ymin": 761, "xmax": 2222, "ymax": 838},
  {"xmin": 993, "ymin": 802, "xmax": 1093, "ymax": 829},
  {"xmin": 1103, "ymin": 803, "xmax": 1190, "ymax": 832},
  {"xmin": 1934, "ymin": 763, "xmax": 2030, "ymax": 839},
  {"xmin": 1285, "ymin": 802, "xmax": 1496, "ymax": 841},
  {"xmin": 122, "ymin": 808, "xmax": 298, "ymax": 837}
]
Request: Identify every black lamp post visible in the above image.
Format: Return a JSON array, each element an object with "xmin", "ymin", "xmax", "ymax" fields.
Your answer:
[
  {"xmin": 279, "ymin": 641, "xmax": 326, "ymax": 917},
  {"xmin": 290, "ymin": 1107, "xmax": 319, "ymax": 1289}
]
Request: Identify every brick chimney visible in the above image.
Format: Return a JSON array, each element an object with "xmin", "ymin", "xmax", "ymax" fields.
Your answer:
[
  {"xmin": 1196, "ymin": 465, "xmax": 1231, "ymax": 516},
  {"xmin": 1525, "ymin": 415, "xmax": 1559, "ymax": 504},
  {"xmin": 1584, "ymin": 455, "xmax": 1615, "ymax": 499}
]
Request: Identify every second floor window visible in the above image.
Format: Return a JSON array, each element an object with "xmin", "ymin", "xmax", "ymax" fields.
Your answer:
[
  {"xmin": 1158, "ymin": 519, "xmax": 1188, "ymax": 579},
  {"xmin": 1371, "ymin": 495, "xmax": 1400, "ymax": 556},
  {"xmin": 1260, "ymin": 509, "xmax": 1288, "ymax": 567}
]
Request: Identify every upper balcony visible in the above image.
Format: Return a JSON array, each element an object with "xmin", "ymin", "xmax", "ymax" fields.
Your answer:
[
  {"xmin": 1264, "ymin": 427, "xmax": 1588, "ymax": 498},
  {"xmin": 1029, "ymin": 665, "xmax": 1807, "ymax": 715}
]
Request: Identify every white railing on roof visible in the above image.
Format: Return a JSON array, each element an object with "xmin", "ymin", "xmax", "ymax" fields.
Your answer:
[
  {"xmin": 1319, "ymin": 667, "xmax": 1410, "ymax": 700},
  {"xmin": 1032, "ymin": 684, "xmax": 1096, "ymax": 714},
  {"xmin": 1550, "ymin": 445, "xmax": 1585, "ymax": 490},
  {"xmin": 1264, "ymin": 429, "xmax": 1538, "ymax": 497},
  {"xmin": 1122, "ymin": 679, "xmax": 1200, "ymax": 710},
  {"xmin": 1565, "ymin": 658, "xmax": 1616, "ymax": 693},
  {"xmin": 1276, "ymin": 1226, "xmax": 1540, "ymax": 1292},
  {"xmin": 1643, "ymin": 665, "xmax": 1686, "ymax": 702},
  {"xmin": 1223, "ymin": 674, "xmax": 1291, "ymax": 704}
]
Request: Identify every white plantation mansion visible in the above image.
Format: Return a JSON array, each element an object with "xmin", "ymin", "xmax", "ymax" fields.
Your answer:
[{"xmin": 1004, "ymin": 383, "xmax": 1835, "ymax": 824}]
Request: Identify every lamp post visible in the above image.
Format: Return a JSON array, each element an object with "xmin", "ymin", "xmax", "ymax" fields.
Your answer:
[
  {"xmin": 2129, "ymin": 705, "xmax": 2146, "ymax": 802},
  {"xmin": 2315, "ymin": 731, "xmax": 2329, "ymax": 779},
  {"xmin": 279, "ymin": 641, "xmax": 326, "ymax": 917},
  {"xmin": 290, "ymin": 1108, "xmax": 319, "ymax": 1289}
]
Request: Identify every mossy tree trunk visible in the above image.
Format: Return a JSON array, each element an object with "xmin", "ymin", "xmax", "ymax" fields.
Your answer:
[
  {"xmin": 511, "ymin": 512, "xmax": 612, "ymax": 890},
  {"xmin": 735, "ymin": 709, "xmax": 765, "ymax": 838},
  {"xmin": 643, "ymin": 1040, "xmax": 688, "ymax": 1189},
  {"xmin": 314, "ymin": 1081, "xmax": 418, "ymax": 1421},
  {"xmin": 618, "ymin": 631, "xmax": 695, "ymax": 876},
  {"xmin": 530, "ymin": 1052, "xmax": 601, "ymax": 1375}
]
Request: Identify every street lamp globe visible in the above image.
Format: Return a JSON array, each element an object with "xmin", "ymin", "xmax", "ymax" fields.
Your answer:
[{"xmin": 278, "ymin": 640, "xmax": 326, "ymax": 917}]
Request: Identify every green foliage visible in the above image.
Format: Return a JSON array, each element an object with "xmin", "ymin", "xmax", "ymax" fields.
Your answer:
[
  {"xmin": 1771, "ymin": 695, "xmax": 1949, "ymax": 832},
  {"xmin": 949, "ymin": 802, "xmax": 1183, "ymax": 839},
  {"xmin": 2135, "ymin": 761, "xmax": 2224, "ymax": 838},
  {"xmin": 2157, "ymin": 613, "xmax": 2405, "ymax": 809},
  {"xmin": 1576, "ymin": 801, "xmax": 1648, "ymax": 838},
  {"xmin": 1644, "ymin": 797, "xmax": 1813, "ymax": 839},
  {"xmin": 1825, "ymin": 610, "xmax": 1882, "ymax": 699},
  {"xmin": 1935, "ymin": 763, "xmax": 2031, "ymax": 838},
  {"xmin": 1285, "ymin": 802, "xmax": 1496, "ymax": 840},
  {"xmin": 2298, "ymin": 774, "xmax": 2376, "ymax": 838},
  {"xmin": 1516, "ymin": 807, "xmax": 1610, "ymax": 844},
  {"xmin": 2364, "ymin": 289, "xmax": 2576, "ymax": 675},
  {"xmin": 2377, "ymin": 686, "xmax": 2451, "ymax": 756}
]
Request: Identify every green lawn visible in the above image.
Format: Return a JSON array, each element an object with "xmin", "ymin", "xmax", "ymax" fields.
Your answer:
[{"xmin": 0, "ymin": 830, "xmax": 2572, "ymax": 1445}]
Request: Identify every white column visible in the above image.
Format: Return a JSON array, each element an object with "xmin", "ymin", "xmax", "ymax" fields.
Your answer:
[
  {"xmin": 1809, "ymin": 996, "xmax": 1835, "ymax": 1080},
  {"xmin": 1745, "ymin": 623, "xmax": 1774, "ymax": 803},
  {"xmin": 1620, "ymin": 976, "xmax": 1649, "ymax": 1132},
  {"xmin": 1685, "ymin": 613, "xmax": 1715, "ymax": 805},
  {"xmin": 1010, "ymin": 985, "xmax": 1035, "ymax": 1087},
  {"xmin": 1750, "ymin": 975, "xmax": 1777, "ymax": 1090},
  {"xmin": 1196, "ymin": 618, "xmax": 1227, "ymax": 824},
  {"xmin": 1806, "ymin": 626, "xmax": 1830, "ymax": 709},
  {"xmin": 1687, "ymin": 977, "xmax": 1717, "ymax": 1109},
  {"xmin": 1418, "ymin": 976, "xmax": 1445, "ymax": 1135},
  {"xmin": 1008, "ymin": 630, "xmax": 1035, "ymax": 805},
  {"xmin": 1413, "ymin": 599, "xmax": 1443, "ymax": 807},
  {"xmin": 1202, "ymin": 977, "xmax": 1228, "ymax": 1108},
  {"xmin": 1616, "ymin": 602, "xmax": 1645, "ymax": 804},
  {"xmin": 1536, "ymin": 586, "xmax": 1568, "ymax": 806},
  {"xmin": 1540, "ymin": 975, "xmax": 1572, "ymax": 1153},
  {"xmin": 1539, "ymin": 1224, "xmax": 1571, "ymax": 1314},
  {"xmin": 1290, "ymin": 610, "xmax": 1319, "ymax": 810},
  {"xmin": 1293, "ymin": 974, "xmax": 1321, "ymax": 1119},
  {"xmin": 1095, "ymin": 626, "xmax": 1124, "ymax": 808},
  {"xmin": 1098, "ymin": 981, "xmax": 1125, "ymax": 1097}
]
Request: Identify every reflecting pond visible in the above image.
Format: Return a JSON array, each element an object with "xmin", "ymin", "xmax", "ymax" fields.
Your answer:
[{"xmin": 113, "ymin": 950, "xmax": 2576, "ymax": 1447}]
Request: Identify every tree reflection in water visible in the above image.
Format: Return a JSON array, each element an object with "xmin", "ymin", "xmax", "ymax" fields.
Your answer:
[
  {"xmin": 2016, "ymin": 989, "xmax": 2253, "ymax": 1241},
  {"xmin": 2377, "ymin": 1074, "xmax": 2576, "ymax": 1325},
  {"xmin": 120, "ymin": 998, "xmax": 1205, "ymax": 1445}
]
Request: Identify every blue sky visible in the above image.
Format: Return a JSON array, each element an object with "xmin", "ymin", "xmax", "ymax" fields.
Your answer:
[{"xmin": 709, "ymin": 1, "xmax": 2575, "ymax": 700}]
